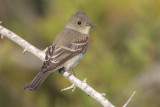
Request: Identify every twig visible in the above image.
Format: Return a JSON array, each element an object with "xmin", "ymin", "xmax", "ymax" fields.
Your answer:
[
  {"xmin": 101, "ymin": 93, "xmax": 106, "ymax": 96},
  {"xmin": 0, "ymin": 26, "xmax": 45, "ymax": 61},
  {"xmin": 0, "ymin": 25, "xmax": 115, "ymax": 107},
  {"xmin": 61, "ymin": 84, "xmax": 76, "ymax": 92},
  {"xmin": 1, "ymin": 34, "xmax": 4, "ymax": 39},
  {"xmin": 61, "ymin": 78, "xmax": 87, "ymax": 92},
  {"xmin": 23, "ymin": 48, "xmax": 28, "ymax": 54},
  {"xmin": 123, "ymin": 91, "xmax": 136, "ymax": 107}
]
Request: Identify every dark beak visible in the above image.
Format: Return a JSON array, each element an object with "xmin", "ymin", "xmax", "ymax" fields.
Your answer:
[{"xmin": 85, "ymin": 23, "xmax": 96, "ymax": 27}]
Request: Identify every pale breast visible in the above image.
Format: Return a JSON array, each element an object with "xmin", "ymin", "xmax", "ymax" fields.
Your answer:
[{"xmin": 63, "ymin": 53, "xmax": 85, "ymax": 70}]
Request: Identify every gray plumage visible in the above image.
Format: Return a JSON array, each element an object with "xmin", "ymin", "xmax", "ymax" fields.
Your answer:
[{"xmin": 24, "ymin": 11, "xmax": 95, "ymax": 91}]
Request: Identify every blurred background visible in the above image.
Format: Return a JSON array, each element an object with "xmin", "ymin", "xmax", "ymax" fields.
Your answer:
[{"xmin": 0, "ymin": 0, "xmax": 160, "ymax": 107}]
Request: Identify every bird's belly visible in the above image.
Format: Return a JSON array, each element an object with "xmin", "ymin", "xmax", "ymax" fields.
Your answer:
[{"xmin": 63, "ymin": 53, "xmax": 84, "ymax": 70}]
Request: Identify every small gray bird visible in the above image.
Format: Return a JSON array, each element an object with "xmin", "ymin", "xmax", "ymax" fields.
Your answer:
[{"xmin": 24, "ymin": 11, "xmax": 95, "ymax": 91}]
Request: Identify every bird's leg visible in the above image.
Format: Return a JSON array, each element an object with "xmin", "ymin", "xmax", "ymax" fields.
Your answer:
[
  {"xmin": 59, "ymin": 67, "xmax": 76, "ymax": 92},
  {"xmin": 71, "ymin": 68, "xmax": 76, "ymax": 77}
]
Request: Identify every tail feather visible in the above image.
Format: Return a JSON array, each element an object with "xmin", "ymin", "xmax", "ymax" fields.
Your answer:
[{"xmin": 24, "ymin": 71, "xmax": 51, "ymax": 91}]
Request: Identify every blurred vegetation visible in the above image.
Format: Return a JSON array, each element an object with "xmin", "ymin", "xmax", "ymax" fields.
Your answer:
[{"xmin": 0, "ymin": 0, "xmax": 160, "ymax": 107}]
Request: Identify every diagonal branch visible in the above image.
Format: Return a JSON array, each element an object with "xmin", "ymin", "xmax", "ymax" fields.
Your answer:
[
  {"xmin": 0, "ymin": 26, "xmax": 45, "ymax": 61},
  {"xmin": 0, "ymin": 25, "xmax": 115, "ymax": 107}
]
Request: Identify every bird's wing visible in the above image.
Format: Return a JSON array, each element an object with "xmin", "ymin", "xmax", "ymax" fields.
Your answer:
[{"xmin": 41, "ymin": 37, "xmax": 89, "ymax": 72}]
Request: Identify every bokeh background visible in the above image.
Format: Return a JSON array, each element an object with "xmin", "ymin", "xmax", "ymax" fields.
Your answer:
[{"xmin": 0, "ymin": 0, "xmax": 160, "ymax": 107}]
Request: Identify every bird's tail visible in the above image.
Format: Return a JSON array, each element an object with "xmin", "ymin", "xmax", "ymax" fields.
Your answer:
[{"xmin": 24, "ymin": 71, "xmax": 51, "ymax": 91}]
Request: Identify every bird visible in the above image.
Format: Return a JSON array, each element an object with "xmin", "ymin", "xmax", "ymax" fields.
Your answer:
[{"xmin": 24, "ymin": 11, "xmax": 95, "ymax": 91}]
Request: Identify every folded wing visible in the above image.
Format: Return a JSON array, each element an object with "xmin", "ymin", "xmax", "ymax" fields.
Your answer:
[{"xmin": 41, "ymin": 36, "xmax": 89, "ymax": 72}]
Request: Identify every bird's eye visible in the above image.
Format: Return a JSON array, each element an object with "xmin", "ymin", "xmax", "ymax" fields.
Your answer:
[{"xmin": 77, "ymin": 21, "xmax": 81, "ymax": 25}]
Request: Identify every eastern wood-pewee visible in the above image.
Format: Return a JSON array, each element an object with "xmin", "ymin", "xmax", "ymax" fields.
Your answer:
[{"xmin": 24, "ymin": 11, "xmax": 95, "ymax": 91}]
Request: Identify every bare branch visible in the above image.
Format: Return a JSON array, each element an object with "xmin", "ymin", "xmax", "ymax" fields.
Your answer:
[
  {"xmin": 0, "ymin": 26, "xmax": 45, "ymax": 61},
  {"xmin": 59, "ymin": 69, "xmax": 115, "ymax": 107},
  {"xmin": 123, "ymin": 91, "xmax": 136, "ymax": 107},
  {"xmin": 0, "ymin": 25, "xmax": 115, "ymax": 107}
]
